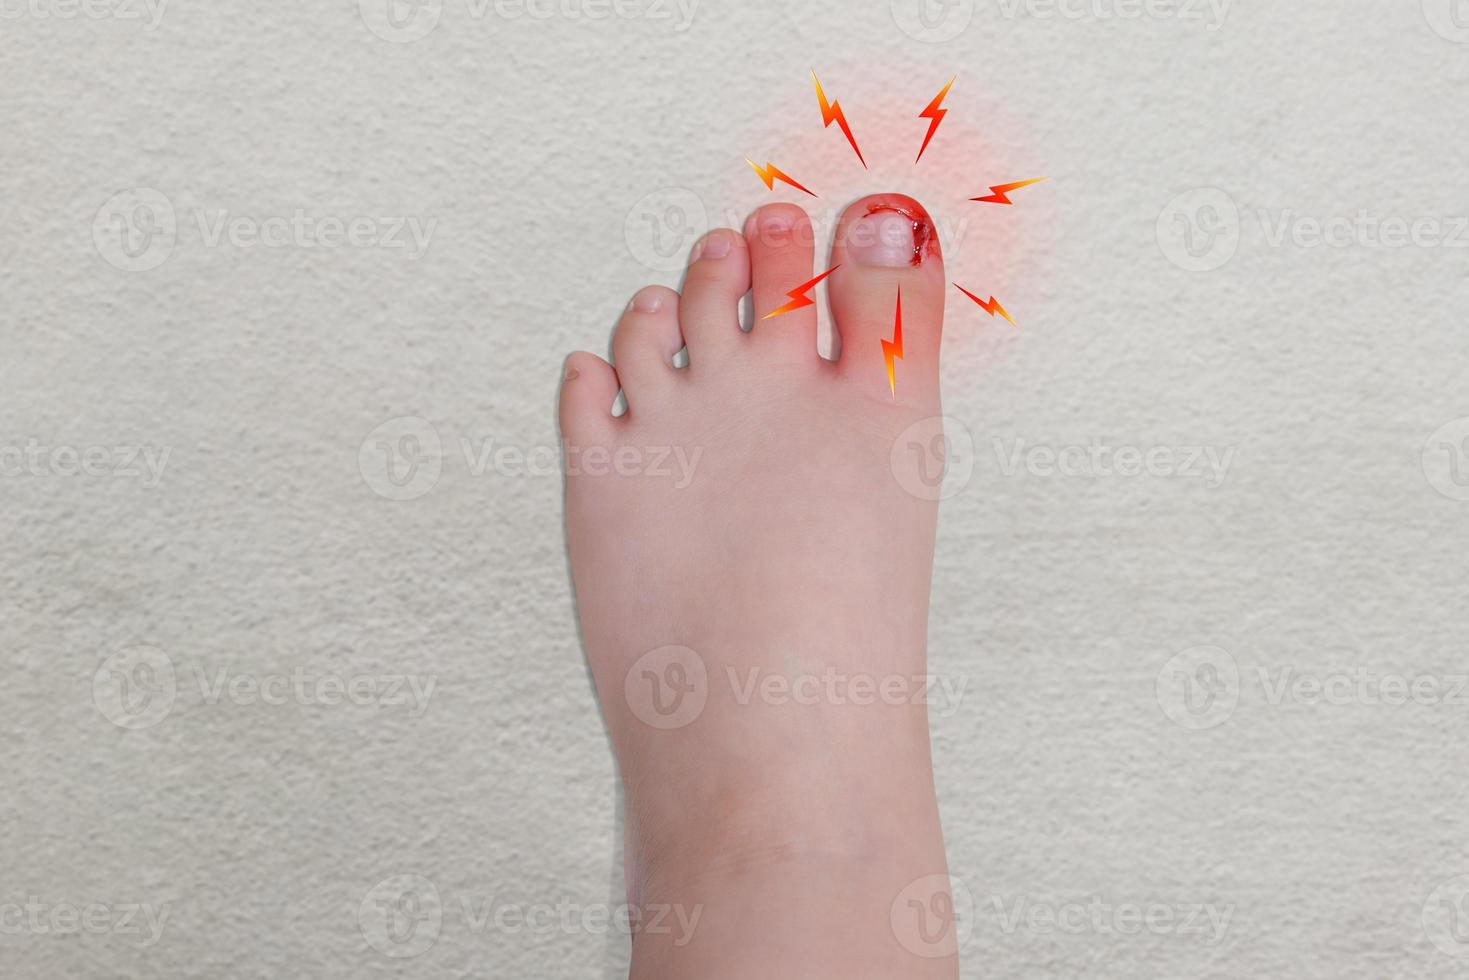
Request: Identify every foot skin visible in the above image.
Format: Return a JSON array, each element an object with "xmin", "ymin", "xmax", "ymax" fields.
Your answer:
[{"xmin": 561, "ymin": 195, "xmax": 959, "ymax": 979}]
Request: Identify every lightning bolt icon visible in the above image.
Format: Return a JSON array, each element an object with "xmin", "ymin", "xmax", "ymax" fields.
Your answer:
[
  {"xmin": 762, "ymin": 265, "xmax": 840, "ymax": 320},
  {"xmin": 811, "ymin": 70, "xmax": 866, "ymax": 169},
  {"xmin": 746, "ymin": 159, "xmax": 818, "ymax": 198},
  {"xmin": 954, "ymin": 284, "xmax": 1016, "ymax": 326},
  {"xmin": 915, "ymin": 77, "xmax": 955, "ymax": 164},
  {"xmin": 882, "ymin": 287, "xmax": 904, "ymax": 399},
  {"xmin": 971, "ymin": 178, "xmax": 1049, "ymax": 205}
]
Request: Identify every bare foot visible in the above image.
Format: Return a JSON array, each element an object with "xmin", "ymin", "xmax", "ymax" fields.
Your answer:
[{"xmin": 561, "ymin": 194, "xmax": 959, "ymax": 979}]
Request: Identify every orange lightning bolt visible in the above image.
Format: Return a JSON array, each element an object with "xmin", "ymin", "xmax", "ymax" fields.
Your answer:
[
  {"xmin": 971, "ymin": 178, "xmax": 1049, "ymax": 205},
  {"xmin": 882, "ymin": 287, "xmax": 904, "ymax": 398},
  {"xmin": 762, "ymin": 265, "xmax": 840, "ymax": 320},
  {"xmin": 954, "ymin": 284, "xmax": 1016, "ymax": 326},
  {"xmin": 915, "ymin": 77, "xmax": 955, "ymax": 164},
  {"xmin": 811, "ymin": 70, "xmax": 866, "ymax": 169},
  {"xmin": 746, "ymin": 159, "xmax": 818, "ymax": 198}
]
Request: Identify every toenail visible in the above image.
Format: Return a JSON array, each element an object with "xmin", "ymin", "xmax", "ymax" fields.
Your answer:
[
  {"xmin": 849, "ymin": 210, "xmax": 927, "ymax": 267},
  {"xmin": 758, "ymin": 209, "xmax": 795, "ymax": 233},
  {"xmin": 754, "ymin": 209, "xmax": 795, "ymax": 247},
  {"xmin": 629, "ymin": 288, "xmax": 664, "ymax": 314},
  {"xmin": 564, "ymin": 366, "xmax": 580, "ymax": 381},
  {"xmin": 696, "ymin": 231, "xmax": 732, "ymax": 260}
]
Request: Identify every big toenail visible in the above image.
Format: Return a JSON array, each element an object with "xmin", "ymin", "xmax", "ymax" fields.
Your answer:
[
  {"xmin": 697, "ymin": 232, "xmax": 731, "ymax": 260},
  {"xmin": 849, "ymin": 210, "xmax": 925, "ymax": 267},
  {"xmin": 630, "ymin": 289, "xmax": 663, "ymax": 314}
]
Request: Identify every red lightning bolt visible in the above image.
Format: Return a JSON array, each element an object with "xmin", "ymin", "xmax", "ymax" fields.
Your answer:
[
  {"xmin": 915, "ymin": 77, "xmax": 955, "ymax": 164},
  {"xmin": 762, "ymin": 265, "xmax": 840, "ymax": 320},
  {"xmin": 971, "ymin": 177, "xmax": 1049, "ymax": 205},
  {"xmin": 882, "ymin": 287, "xmax": 904, "ymax": 398},
  {"xmin": 954, "ymin": 284, "xmax": 1016, "ymax": 326},
  {"xmin": 811, "ymin": 70, "xmax": 866, "ymax": 169},
  {"xmin": 746, "ymin": 159, "xmax": 818, "ymax": 198}
]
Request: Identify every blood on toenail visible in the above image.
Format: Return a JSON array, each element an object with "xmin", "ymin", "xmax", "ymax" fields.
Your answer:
[{"xmin": 865, "ymin": 203, "xmax": 938, "ymax": 266}]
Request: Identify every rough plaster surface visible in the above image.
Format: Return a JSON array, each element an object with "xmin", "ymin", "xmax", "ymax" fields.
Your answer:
[{"xmin": 3, "ymin": 1, "xmax": 1468, "ymax": 977}]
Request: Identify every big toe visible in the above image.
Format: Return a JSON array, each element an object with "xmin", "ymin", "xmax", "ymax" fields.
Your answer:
[{"xmin": 828, "ymin": 194, "xmax": 946, "ymax": 404}]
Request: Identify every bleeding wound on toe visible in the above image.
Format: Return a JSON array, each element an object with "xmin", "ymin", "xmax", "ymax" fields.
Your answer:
[{"xmin": 848, "ymin": 204, "xmax": 939, "ymax": 268}]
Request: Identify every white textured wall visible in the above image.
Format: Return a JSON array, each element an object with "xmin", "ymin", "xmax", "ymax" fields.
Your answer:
[{"xmin": 3, "ymin": 1, "xmax": 1468, "ymax": 977}]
